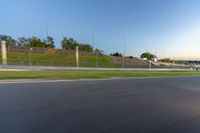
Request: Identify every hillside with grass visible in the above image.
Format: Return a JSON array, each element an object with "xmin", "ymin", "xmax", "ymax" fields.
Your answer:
[
  {"xmin": 1, "ymin": 52, "xmax": 121, "ymax": 68},
  {"xmin": 111, "ymin": 56, "xmax": 150, "ymax": 68},
  {"xmin": 0, "ymin": 46, "xmax": 154, "ymax": 68},
  {"xmin": 0, "ymin": 35, "xmax": 152, "ymax": 68}
]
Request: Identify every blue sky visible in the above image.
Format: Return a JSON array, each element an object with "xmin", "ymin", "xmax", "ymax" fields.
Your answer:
[{"xmin": 1, "ymin": 0, "xmax": 200, "ymax": 59}]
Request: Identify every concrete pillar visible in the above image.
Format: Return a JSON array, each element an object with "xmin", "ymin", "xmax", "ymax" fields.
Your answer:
[
  {"xmin": 1, "ymin": 41, "xmax": 7, "ymax": 65},
  {"xmin": 76, "ymin": 46, "xmax": 79, "ymax": 67}
]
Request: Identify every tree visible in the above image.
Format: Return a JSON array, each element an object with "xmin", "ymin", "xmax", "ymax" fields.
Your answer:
[
  {"xmin": 140, "ymin": 52, "xmax": 157, "ymax": 60},
  {"xmin": 79, "ymin": 43, "xmax": 93, "ymax": 52},
  {"xmin": 128, "ymin": 56, "xmax": 134, "ymax": 59},
  {"xmin": 0, "ymin": 35, "xmax": 16, "ymax": 45},
  {"xmin": 28, "ymin": 37, "xmax": 45, "ymax": 47},
  {"xmin": 61, "ymin": 37, "xmax": 93, "ymax": 52},
  {"xmin": 110, "ymin": 52, "xmax": 123, "ymax": 57},
  {"xmin": 43, "ymin": 36, "xmax": 55, "ymax": 48},
  {"xmin": 95, "ymin": 48, "xmax": 102, "ymax": 54},
  {"xmin": 61, "ymin": 37, "xmax": 78, "ymax": 50},
  {"xmin": 160, "ymin": 58, "xmax": 171, "ymax": 63},
  {"xmin": 17, "ymin": 37, "xmax": 29, "ymax": 46},
  {"xmin": 18, "ymin": 36, "xmax": 55, "ymax": 48}
]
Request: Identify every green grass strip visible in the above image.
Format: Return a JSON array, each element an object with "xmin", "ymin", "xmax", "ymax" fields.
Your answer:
[{"xmin": 0, "ymin": 70, "xmax": 199, "ymax": 80}]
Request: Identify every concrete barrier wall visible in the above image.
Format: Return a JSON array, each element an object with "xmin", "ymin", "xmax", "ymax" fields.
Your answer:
[{"xmin": 0, "ymin": 65, "xmax": 194, "ymax": 71}]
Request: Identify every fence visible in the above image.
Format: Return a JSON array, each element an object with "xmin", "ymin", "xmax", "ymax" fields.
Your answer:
[
  {"xmin": 0, "ymin": 42, "xmax": 192, "ymax": 69},
  {"xmin": 6, "ymin": 45, "xmax": 97, "ymax": 56},
  {"xmin": 0, "ymin": 42, "xmax": 121, "ymax": 68}
]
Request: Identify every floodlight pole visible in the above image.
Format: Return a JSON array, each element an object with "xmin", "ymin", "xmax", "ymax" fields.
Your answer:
[
  {"xmin": 123, "ymin": 38, "xmax": 126, "ymax": 68},
  {"xmin": 1, "ymin": 41, "xmax": 7, "ymax": 65},
  {"xmin": 92, "ymin": 29, "xmax": 98, "ymax": 68},
  {"xmin": 76, "ymin": 46, "xmax": 79, "ymax": 67}
]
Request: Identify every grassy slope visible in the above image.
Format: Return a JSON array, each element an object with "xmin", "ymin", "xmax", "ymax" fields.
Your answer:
[
  {"xmin": 3, "ymin": 52, "xmax": 121, "ymax": 68},
  {"xmin": 0, "ymin": 70, "xmax": 199, "ymax": 80}
]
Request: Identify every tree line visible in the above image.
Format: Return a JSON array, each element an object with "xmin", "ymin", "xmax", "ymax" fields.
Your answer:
[
  {"xmin": 61, "ymin": 37, "xmax": 93, "ymax": 52},
  {"xmin": 0, "ymin": 35, "xmax": 93, "ymax": 52},
  {"xmin": 140, "ymin": 52, "xmax": 157, "ymax": 60}
]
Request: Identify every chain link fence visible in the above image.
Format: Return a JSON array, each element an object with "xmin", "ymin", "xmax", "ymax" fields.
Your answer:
[
  {"xmin": 0, "ymin": 44, "xmax": 192, "ymax": 69},
  {"xmin": 0, "ymin": 45, "xmax": 121, "ymax": 68}
]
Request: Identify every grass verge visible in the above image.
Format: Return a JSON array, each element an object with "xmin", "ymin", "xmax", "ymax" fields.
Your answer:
[{"xmin": 0, "ymin": 70, "xmax": 199, "ymax": 80}]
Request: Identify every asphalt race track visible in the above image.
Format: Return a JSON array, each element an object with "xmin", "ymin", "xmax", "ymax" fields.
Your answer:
[{"xmin": 1, "ymin": 77, "xmax": 200, "ymax": 133}]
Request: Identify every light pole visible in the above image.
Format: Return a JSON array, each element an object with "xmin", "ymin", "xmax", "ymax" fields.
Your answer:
[{"xmin": 123, "ymin": 38, "xmax": 126, "ymax": 68}]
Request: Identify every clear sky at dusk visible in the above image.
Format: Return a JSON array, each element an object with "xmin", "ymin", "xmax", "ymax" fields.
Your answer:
[{"xmin": 1, "ymin": 0, "xmax": 200, "ymax": 59}]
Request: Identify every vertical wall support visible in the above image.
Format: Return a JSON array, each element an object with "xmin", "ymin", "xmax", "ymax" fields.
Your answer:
[
  {"xmin": 1, "ymin": 41, "xmax": 7, "ymax": 65},
  {"xmin": 76, "ymin": 46, "xmax": 79, "ymax": 67}
]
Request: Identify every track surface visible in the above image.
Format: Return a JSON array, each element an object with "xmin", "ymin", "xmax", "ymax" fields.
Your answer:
[{"xmin": 1, "ymin": 77, "xmax": 200, "ymax": 133}]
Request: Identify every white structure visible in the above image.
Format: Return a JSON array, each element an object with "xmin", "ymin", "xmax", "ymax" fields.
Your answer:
[
  {"xmin": 1, "ymin": 41, "xmax": 7, "ymax": 65},
  {"xmin": 152, "ymin": 57, "xmax": 158, "ymax": 62},
  {"xmin": 141, "ymin": 58, "xmax": 147, "ymax": 61}
]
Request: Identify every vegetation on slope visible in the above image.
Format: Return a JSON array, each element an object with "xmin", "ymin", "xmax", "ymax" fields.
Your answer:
[{"xmin": 3, "ymin": 52, "xmax": 121, "ymax": 68}]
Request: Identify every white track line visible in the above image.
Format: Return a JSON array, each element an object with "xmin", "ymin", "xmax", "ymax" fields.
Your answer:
[{"xmin": 0, "ymin": 76, "xmax": 199, "ymax": 84}]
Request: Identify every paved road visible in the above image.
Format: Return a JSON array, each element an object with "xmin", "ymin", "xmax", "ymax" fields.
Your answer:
[{"xmin": 1, "ymin": 77, "xmax": 200, "ymax": 133}]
